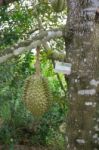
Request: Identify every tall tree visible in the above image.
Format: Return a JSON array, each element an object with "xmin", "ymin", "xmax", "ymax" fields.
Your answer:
[
  {"xmin": 65, "ymin": 0, "xmax": 99, "ymax": 149},
  {"xmin": 0, "ymin": 0, "xmax": 99, "ymax": 149}
]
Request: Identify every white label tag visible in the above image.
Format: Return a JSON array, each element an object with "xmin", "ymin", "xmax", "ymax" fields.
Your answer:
[{"xmin": 54, "ymin": 61, "xmax": 72, "ymax": 75}]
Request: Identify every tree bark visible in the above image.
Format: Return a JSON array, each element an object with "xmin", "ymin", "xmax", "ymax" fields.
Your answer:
[{"xmin": 65, "ymin": 0, "xmax": 99, "ymax": 149}]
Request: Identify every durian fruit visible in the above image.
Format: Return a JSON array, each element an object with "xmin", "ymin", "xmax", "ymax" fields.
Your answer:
[
  {"xmin": 47, "ymin": 50, "xmax": 65, "ymax": 61},
  {"xmin": 23, "ymin": 46, "xmax": 53, "ymax": 117},
  {"xmin": 23, "ymin": 75, "xmax": 53, "ymax": 117},
  {"xmin": 51, "ymin": 0, "xmax": 65, "ymax": 13}
]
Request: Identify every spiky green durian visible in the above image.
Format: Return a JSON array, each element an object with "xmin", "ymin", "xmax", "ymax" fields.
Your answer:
[
  {"xmin": 51, "ymin": 0, "xmax": 65, "ymax": 13},
  {"xmin": 23, "ymin": 75, "xmax": 53, "ymax": 117}
]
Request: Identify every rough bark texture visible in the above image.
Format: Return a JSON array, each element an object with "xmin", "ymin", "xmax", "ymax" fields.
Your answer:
[{"xmin": 65, "ymin": 0, "xmax": 99, "ymax": 149}]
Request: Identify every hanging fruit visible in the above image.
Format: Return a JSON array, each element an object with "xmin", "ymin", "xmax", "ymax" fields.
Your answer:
[
  {"xmin": 50, "ymin": 0, "xmax": 66, "ymax": 12},
  {"xmin": 23, "ymin": 46, "xmax": 53, "ymax": 117}
]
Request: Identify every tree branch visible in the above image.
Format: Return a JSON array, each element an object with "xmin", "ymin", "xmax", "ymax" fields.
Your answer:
[
  {"xmin": 0, "ymin": 28, "xmax": 64, "ymax": 63},
  {"xmin": 42, "ymin": 41, "xmax": 66, "ymax": 94}
]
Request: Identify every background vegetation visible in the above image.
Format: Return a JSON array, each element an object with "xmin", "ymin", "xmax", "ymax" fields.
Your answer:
[{"xmin": 0, "ymin": 1, "xmax": 67, "ymax": 149}]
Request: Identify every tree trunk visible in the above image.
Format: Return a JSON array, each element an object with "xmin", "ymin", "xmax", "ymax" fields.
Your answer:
[{"xmin": 65, "ymin": 0, "xmax": 99, "ymax": 149}]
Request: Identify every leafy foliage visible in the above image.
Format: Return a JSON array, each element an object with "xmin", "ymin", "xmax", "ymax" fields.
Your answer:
[{"xmin": 0, "ymin": 0, "xmax": 67, "ymax": 149}]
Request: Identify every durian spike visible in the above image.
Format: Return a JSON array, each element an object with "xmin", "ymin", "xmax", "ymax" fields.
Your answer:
[{"xmin": 35, "ymin": 46, "xmax": 41, "ymax": 76}]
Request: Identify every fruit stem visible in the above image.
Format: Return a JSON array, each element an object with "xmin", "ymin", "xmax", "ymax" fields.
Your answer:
[{"xmin": 35, "ymin": 46, "xmax": 41, "ymax": 76}]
